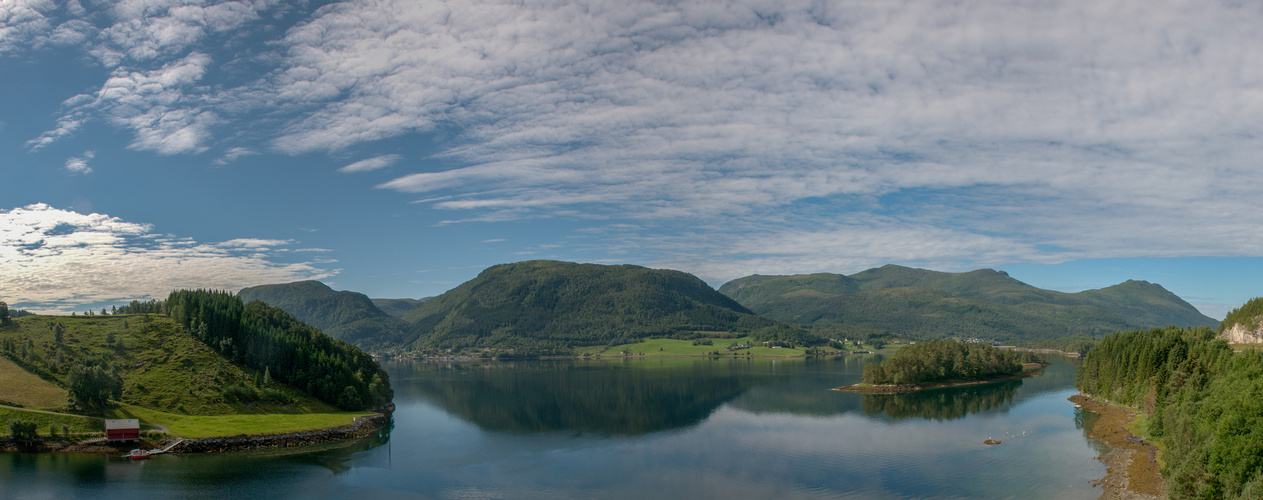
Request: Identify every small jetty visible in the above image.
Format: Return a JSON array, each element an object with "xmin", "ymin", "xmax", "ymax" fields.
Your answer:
[{"xmin": 124, "ymin": 439, "xmax": 186, "ymax": 460}]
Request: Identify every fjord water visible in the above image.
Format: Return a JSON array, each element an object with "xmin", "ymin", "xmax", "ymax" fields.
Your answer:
[{"xmin": 0, "ymin": 356, "xmax": 1105, "ymax": 499}]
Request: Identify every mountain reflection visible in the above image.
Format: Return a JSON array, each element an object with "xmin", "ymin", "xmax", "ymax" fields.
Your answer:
[
  {"xmin": 393, "ymin": 359, "xmax": 760, "ymax": 435},
  {"xmin": 386, "ymin": 355, "xmax": 1080, "ymax": 434}
]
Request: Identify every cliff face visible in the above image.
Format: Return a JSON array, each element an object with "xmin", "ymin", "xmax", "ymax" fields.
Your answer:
[{"xmin": 1219, "ymin": 321, "xmax": 1263, "ymax": 344}]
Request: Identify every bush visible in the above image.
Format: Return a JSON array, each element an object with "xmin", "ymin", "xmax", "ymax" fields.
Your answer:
[
  {"xmin": 9, "ymin": 420, "xmax": 38, "ymax": 441},
  {"xmin": 222, "ymin": 384, "xmax": 259, "ymax": 402}
]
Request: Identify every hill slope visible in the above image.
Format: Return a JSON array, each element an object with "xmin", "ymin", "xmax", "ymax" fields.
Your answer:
[
  {"xmin": 1217, "ymin": 297, "xmax": 1263, "ymax": 343},
  {"xmin": 404, "ymin": 260, "xmax": 789, "ymax": 352},
  {"xmin": 0, "ymin": 314, "xmax": 334, "ymax": 415},
  {"xmin": 239, "ymin": 281, "xmax": 412, "ymax": 349},
  {"xmin": 719, "ymin": 265, "xmax": 1216, "ymax": 342},
  {"xmin": 372, "ymin": 298, "xmax": 428, "ymax": 318}
]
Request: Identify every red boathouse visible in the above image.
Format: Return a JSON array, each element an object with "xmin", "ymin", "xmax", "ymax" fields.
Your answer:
[{"xmin": 105, "ymin": 419, "xmax": 140, "ymax": 442}]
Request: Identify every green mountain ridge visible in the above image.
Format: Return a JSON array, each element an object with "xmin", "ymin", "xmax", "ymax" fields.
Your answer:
[
  {"xmin": 403, "ymin": 260, "xmax": 791, "ymax": 352},
  {"xmin": 238, "ymin": 281, "xmax": 412, "ymax": 349},
  {"xmin": 719, "ymin": 265, "xmax": 1216, "ymax": 342}
]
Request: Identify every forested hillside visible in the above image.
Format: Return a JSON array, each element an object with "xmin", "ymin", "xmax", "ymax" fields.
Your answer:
[
  {"xmin": 1077, "ymin": 325, "xmax": 1263, "ymax": 498},
  {"xmin": 405, "ymin": 260, "xmax": 807, "ymax": 353},
  {"xmin": 1220, "ymin": 297, "xmax": 1263, "ymax": 332},
  {"xmin": 0, "ymin": 313, "xmax": 336, "ymax": 415},
  {"xmin": 720, "ymin": 265, "xmax": 1216, "ymax": 342},
  {"xmin": 238, "ymin": 281, "xmax": 412, "ymax": 349},
  {"xmin": 167, "ymin": 290, "xmax": 392, "ymax": 410}
]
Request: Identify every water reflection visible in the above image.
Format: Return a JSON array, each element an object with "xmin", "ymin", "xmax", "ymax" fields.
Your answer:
[
  {"xmin": 390, "ymin": 356, "xmax": 1082, "ymax": 434},
  {"xmin": 393, "ymin": 358, "xmax": 761, "ymax": 435},
  {"xmin": 861, "ymin": 379, "xmax": 1022, "ymax": 420}
]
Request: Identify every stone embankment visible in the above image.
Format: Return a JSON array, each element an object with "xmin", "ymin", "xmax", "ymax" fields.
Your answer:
[{"xmin": 178, "ymin": 403, "xmax": 394, "ymax": 454}]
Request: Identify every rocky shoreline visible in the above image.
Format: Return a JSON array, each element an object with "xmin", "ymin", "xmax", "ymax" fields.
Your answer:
[
  {"xmin": 0, "ymin": 403, "xmax": 394, "ymax": 455},
  {"xmin": 1069, "ymin": 394, "xmax": 1164, "ymax": 500}
]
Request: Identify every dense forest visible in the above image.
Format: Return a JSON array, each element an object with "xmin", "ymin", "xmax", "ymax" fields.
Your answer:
[
  {"xmin": 720, "ymin": 266, "xmax": 1216, "ymax": 342},
  {"xmin": 1077, "ymin": 326, "xmax": 1263, "ymax": 499},
  {"xmin": 405, "ymin": 260, "xmax": 810, "ymax": 354},
  {"xmin": 166, "ymin": 290, "xmax": 392, "ymax": 411},
  {"xmin": 860, "ymin": 340, "xmax": 1041, "ymax": 385}
]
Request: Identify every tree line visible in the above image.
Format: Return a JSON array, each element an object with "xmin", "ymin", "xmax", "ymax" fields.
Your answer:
[
  {"xmin": 166, "ymin": 290, "xmax": 392, "ymax": 411},
  {"xmin": 1076, "ymin": 325, "xmax": 1263, "ymax": 498},
  {"xmin": 861, "ymin": 340, "xmax": 1040, "ymax": 385}
]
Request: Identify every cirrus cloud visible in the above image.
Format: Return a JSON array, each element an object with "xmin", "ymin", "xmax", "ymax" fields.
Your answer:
[{"xmin": 14, "ymin": 0, "xmax": 1263, "ymax": 284}]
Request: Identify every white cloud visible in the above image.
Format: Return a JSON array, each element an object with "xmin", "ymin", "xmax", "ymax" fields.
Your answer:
[
  {"xmin": 214, "ymin": 146, "xmax": 256, "ymax": 165},
  {"xmin": 90, "ymin": 0, "xmax": 280, "ymax": 67},
  {"xmin": 63, "ymin": 150, "xmax": 94, "ymax": 174},
  {"xmin": 338, "ymin": 153, "xmax": 402, "ymax": 173},
  {"xmin": 0, "ymin": 203, "xmax": 333, "ymax": 313},
  {"xmin": 28, "ymin": 52, "xmax": 218, "ymax": 154},
  {"xmin": 0, "ymin": 0, "xmax": 55, "ymax": 53},
  {"xmin": 254, "ymin": 0, "xmax": 1263, "ymax": 270},
  {"xmin": 15, "ymin": 0, "xmax": 1263, "ymax": 277},
  {"xmin": 217, "ymin": 238, "xmax": 292, "ymax": 248}
]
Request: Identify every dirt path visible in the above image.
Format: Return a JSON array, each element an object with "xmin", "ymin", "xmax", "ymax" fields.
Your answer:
[
  {"xmin": 0, "ymin": 402, "xmax": 100, "ymax": 420},
  {"xmin": 0, "ymin": 403, "xmax": 170, "ymax": 434},
  {"xmin": 1069, "ymin": 394, "xmax": 1165, "ymax": 500}
]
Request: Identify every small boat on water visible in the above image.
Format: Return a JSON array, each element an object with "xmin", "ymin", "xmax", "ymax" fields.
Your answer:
[
  {"xmin": 126, "ymin": 448, "xmax": 164, "ymax": 460},
  {"xmin": 126, "ymin": 449, "xmax": 152, "ymax": 460}
]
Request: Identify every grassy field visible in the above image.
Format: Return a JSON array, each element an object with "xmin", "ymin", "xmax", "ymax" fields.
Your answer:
[
  {"xmin": 0, "ymin": 407, "xmax": 101, "ymax": 437},
  {"xmin": 115, "ymin": 404, "xmax": 372, "ymax": 439},
  {"xmin": 576, "ymin": 337, "xmax": 902, "ymax": 358},
  {"xmin": 0, "ymin": 356, "xmax": 66, "ymax": 408},
  {"xmin": 584, "ymin": 337, "xmax": 813, "ymax": 357}
]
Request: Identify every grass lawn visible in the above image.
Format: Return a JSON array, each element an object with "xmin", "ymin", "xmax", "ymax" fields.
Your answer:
[
  {"xmin": 0, "ymin": 356, "xmax": 67, "ymax": 409},
  {"xmin": 114, "ymin": 404, "xmax": 373, "ymax": 439},
  {"xmin": 0, "ymin": 407, "xmax": 101, "ymax": 437}
]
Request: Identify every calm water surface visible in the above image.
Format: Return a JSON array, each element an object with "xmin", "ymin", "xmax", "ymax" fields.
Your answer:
[{"xmin": 0, "ymin": 355, "xmax": 1107, "ymax": 499}]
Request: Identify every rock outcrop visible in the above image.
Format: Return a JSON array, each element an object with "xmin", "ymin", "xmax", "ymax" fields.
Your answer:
[{"xmin": 1219, "ymin": 321, "xmax": 1263, "ymax": 344}]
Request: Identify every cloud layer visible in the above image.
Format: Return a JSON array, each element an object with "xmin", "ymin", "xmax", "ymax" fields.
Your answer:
[
  {"xmin": 12, "ymin": 0, "xmax": 1263, "ymax": 283},
  {"xmin": 0, "ymin": 204, "xmax": 332, "ymax": 313}
]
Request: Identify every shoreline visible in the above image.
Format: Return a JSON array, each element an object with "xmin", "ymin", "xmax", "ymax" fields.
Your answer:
[
  {"xmin": 0, "ymin": 404, "xmax": 394, "ymax": 455},
  {"xmin": 832, "ymin": 364, "xmax": 1047, "ymax": 394},
  {"xmin": 386, "ymin": 351, "xmax": 884, "ymax": 362},
  {"xmin": 1003, "ymin": 347, "xmax": 1084, "ymax": 357},
  {"xmin": 1069, "ymin": 394, "xmax": 1165, "ymax": 500}
]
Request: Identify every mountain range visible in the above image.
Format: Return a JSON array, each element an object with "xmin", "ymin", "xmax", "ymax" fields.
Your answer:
[
  {"xmin": 238, "ymin": 261, "xmax": 1217, "ymax": 351},
  {"xmin": 718, "ymin": 265, "xmax": 1217, "ymax": 342}
]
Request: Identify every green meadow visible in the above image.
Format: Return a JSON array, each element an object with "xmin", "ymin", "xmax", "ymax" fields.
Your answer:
[{"xmin": 0, "ymin": 314, "xmax": 367, "ymax": 439}]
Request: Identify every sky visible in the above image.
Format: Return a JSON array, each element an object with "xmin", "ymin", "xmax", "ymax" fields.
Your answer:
[{"xmin": 3, "ymin": 0, "xmax": 1263, "ymax": 319}]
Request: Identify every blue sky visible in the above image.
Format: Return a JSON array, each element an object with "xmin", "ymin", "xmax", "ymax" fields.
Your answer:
[{"xmin": 3, "ymin": 0, "xmax": 1263, "ymax": 319}]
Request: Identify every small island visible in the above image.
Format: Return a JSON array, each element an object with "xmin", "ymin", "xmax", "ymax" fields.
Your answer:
[{"xmin": 835, "ymin": 340, "xmax": 1045, "ymax": 393}]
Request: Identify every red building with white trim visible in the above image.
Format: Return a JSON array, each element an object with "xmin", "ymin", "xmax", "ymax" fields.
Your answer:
[{"xmin": 105, "ymin": 419, "xmax": 140, "ymax": 442}]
